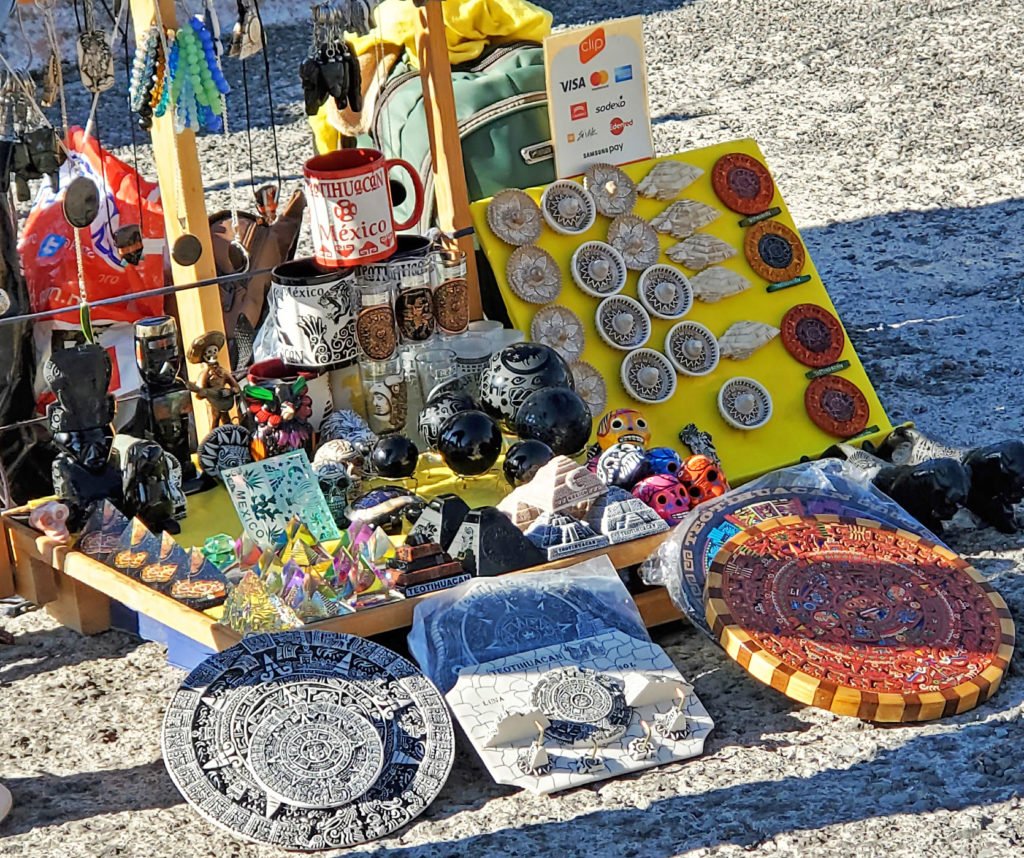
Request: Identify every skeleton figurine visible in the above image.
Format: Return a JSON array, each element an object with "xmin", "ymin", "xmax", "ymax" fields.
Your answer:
[{"xmin": 187, "ymin": 331, "xmax": 241, "ymax": 428}]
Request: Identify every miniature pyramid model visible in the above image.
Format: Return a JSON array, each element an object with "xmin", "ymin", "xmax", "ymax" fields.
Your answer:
[
  {"xmin": 448, "ymin": 507, "xmax": 546, "ymax": 577},
  {"xmin": 585, "ymin": 486, "xmax": 669, "ymax": 544},
  {"xmin": 498, "ymin": 456, "xmax": 607, "ymax": 518}
]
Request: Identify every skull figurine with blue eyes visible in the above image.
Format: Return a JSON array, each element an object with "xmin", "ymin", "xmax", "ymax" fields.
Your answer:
[
  {"xmin": 596, "ymin": 443, "xmax": 649, "ymax": 489},
  {"xmin": 643, "ymin": 446, "xmax": 683, "ymax": 477},
  {"xmin": 632, "ymin": 473, "xmax": 692, "ymax": 524}
]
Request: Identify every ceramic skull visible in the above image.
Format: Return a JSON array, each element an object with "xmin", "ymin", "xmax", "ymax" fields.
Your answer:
[
  {"xmin": 678, "ymin": 455, "xmax": 730, "ymax": 506},
  {"xmin": 596, "ymin": 443, "xmax": 649, "ymax": 489},
  {"xmin": 643, "ymin": 446, "xmax": 683, "ymax": 477},
  {"xmin": 596, "ymin": 408, "xmax": 651, "ymax": 450},
  {"xmin": 632, "ymin": 474, "xmax": 692, "ymax": 523}
]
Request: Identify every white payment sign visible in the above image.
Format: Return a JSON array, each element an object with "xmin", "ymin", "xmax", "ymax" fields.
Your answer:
[{"xmin": 544, "ymin": 16, "xmax": 654, "ymax": 179}]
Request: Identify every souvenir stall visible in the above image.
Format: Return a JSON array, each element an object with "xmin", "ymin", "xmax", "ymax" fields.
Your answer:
[{"xmin": 0, "ymin": 1, "xmax": 1021, "ymax": 851}]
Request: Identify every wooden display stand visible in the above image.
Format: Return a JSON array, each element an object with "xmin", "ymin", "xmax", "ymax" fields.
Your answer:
[
  {"xmin": 3, "ymin": 3, "xmax": 684, "ymax": 657},
  {"xmin": 0, "ymin": 511, "xmax": 681, "ymax": 661}
]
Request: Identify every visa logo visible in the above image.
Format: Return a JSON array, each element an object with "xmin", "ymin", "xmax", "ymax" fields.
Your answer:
[
  {"xmin": 579, "ymin": 27, "xmax": 606, "ymax": 64},
  {"xmin": 614, "ymin": 64, "xmax": 633, "ymax": 83},
  {"xmin": 559, "ymin": 77, "xmax": 586, "ymax": 93}
]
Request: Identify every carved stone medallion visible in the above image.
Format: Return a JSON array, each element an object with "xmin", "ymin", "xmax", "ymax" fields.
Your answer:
[
  {"xmin": 570, "ymin": 241, "xmax": 627, "ymax": 297},
  {"xmin": 744, "ymin": 220, "xmax": 805, "ymax": 282},
  {"xmin": 530, "ymin": 667, "xmax": 630, "ymax": 747},
  {"xmin": 530, "ymin": 306, "xmax": 586, "ymax": 362},
  {"xmin": 582, "ymin": 163, "xmax": 637, "ymax": 217},
  {"xmin": 571, "ymin": 360, "xmax": 608, "ymax": 418},
  {"xmin": 161, "ymin": 631, "xmax": 455, "ymax": 851},
  {"xmin": 596, "ymin": 295, "xmax": 651, "ymax": 350},
  {"xmin": 607, "ymin": 215, "xmax": 660, "ymax": 270},
  {"xmin": 621, "ymin": 349, "xmax": 678, "ymax": 404},
  {"xmin": 804, "ymin": 375, "xmax": 870, "ymax": 437},
  {"xmin": 711, "ymin": 153, "xmax": 775, "ymax": 215},
  {"xmin": 540, "ymin": 180, "xmax": 597, "ymax": 235},
  {"xmin": 507, "ymin": 245, "xmax": 562, "ymax": 304},
  {"xmin": 637, "ymin": 264, "xmax": 693, "ymax": 319},
  {"xmin": 781, "ymin": 304, "xmax": 845, "ymax": 367},
  {"xmin": 665, "ymin": 321, "xmax": 720, "ymax": 376},
  {"xmin": 718, "ymin": 377, "xmax": 773, "ymax": 430},
  {"xmin": 486, "ymin": 189, "xmax": 542, "ymax": 246}
]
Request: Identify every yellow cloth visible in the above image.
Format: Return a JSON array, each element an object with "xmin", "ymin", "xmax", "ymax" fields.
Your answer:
[
  {"xmin": 352, "ymin": 0, "xmax": 553, "ymax": 67},
  {"xmin": 309, "ymin": 0, "xmax": 552, "ymax": 152}
]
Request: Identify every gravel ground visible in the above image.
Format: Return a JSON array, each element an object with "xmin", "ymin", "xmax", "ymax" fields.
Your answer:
[{"xmin": 4, "ymin": 1, "xmax": 1024, "ymax": 856}]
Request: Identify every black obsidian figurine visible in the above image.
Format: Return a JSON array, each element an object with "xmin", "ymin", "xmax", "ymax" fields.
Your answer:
[
  {"xmin": 408, "ymin": 493, "xmax": 471, "ymax": 550},
  {"xmin": 514, "ymin": 387, "xmax": 593, "ymax": 457},
  {"xmin": 872, "ymin": 458, "xmax": 971, "ymax": 535},
  {"xmin": 369, "ymin": 434, "xmax": 420, "ymax": 479},
  {"xmin": 480, "ymin": 342, "xmax": 574, "ymax": 431},
  {"xmin": 133, "ymin": 316, "xmax": 197, "ymax": 484},
  {"xmin": 43, "ymin": 343, "xmax": 123, "ymax": 529},
  {"xmin": 437, "ymin": 410, "xmax": 503, "ymax": 476},
  {"xmin": 447, "ymin": 506, "xmax": 546, "ymax": 576},
  {"xmin": 962, "ymin": 442, "xmax": 1024, "ymax": 533},
  {"xmin": 113, "ymin": 436, "xmax": 179, "ymax": 534},
  {"xmin": 503, "ymin": 439, "xmax": 555, "ymax": 487}
]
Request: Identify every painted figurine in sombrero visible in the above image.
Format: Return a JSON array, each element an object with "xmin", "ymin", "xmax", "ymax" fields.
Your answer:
[{"xmin": 187, "ymin": 331, "xmax": 241, "ymax": 428}]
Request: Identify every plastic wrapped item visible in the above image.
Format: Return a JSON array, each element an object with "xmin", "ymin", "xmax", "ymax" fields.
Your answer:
[
  {"xmin": 640, "ymin": 459, "xmax": 943, "ymax": 641},
  {"xmin": 408, "ymin": 555, "xmax": 650, "ymax": 693}
]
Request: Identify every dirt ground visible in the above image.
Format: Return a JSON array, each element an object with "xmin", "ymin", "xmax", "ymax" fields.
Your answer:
[{"xmin": 3, "ymin": 1, "xmax": 1024, "ymax": 856}]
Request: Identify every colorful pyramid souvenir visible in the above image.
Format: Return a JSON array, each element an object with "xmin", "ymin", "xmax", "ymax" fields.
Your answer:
[
  {"xmin": 107, "ymin": 518, "xmax": 162, "ymax": 579},
  {"xmin": 386, "ymin": 535, "xmax": 468, "ymax": 597},
  {"xmin": 220, "ymin": 570, "xmax": 303, "ymax": 634},
  {"xmin": 76, "ymin": 501, "xmax": 130, "ymax": 561},
  {"xmin": 170, "ymin": 549, "xmax": 230, "ymax": 610}
]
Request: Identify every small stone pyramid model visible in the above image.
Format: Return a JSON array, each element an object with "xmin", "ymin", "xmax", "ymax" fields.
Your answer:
[
  {"xmin": 407, "ymin": 493, "xmax": 471, "ymax": 551},
  {"xmin": 585, "ymin": 487, "xmax": 669, "ymax": 544},
  {"xmin": 498, "ymin": 456, "xmax": 607, "ymax": 531},
  {"xmin": 447, "ymin": 507, "xmax": 546, "ymax": 577},
  {"xmin": 524, "ymin": 512, "xmax": 610, "ymax": 560},
  {"xmin": 386, "ymin": 533, "xmax": 468, "ymax": 597}
]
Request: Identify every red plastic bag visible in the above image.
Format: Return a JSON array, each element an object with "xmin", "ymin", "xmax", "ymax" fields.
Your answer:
[{"xmin": 18, "ymin": 126, "xmax": 166, "ymax": 324}]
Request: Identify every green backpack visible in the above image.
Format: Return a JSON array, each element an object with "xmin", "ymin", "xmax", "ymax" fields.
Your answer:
[{"xmin": 364, "ymin": 41, "xmax": 555, "ymax": 231}]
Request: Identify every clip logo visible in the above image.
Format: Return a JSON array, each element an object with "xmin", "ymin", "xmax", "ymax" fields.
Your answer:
[
  {"xmin": 579, "ymin": 27, "xmax": 606, "ymax": 64},
  {"xmin": 614, "ymin": 64, "xmax": 633, "ymax": 83},
  {"xmin": 38, "ymin": 234, "xmax": 67, "ymax": 258},
  {"xmin": 570, "ymin": 102, "xmax": 589, "ymax": 121},
  {"xmin": 590, "ymin": 70, "xmax": 609, "ymax": 88},
  {"xmin": 610, "ymin": 117, "xmax": 634, "ymax": 136}
]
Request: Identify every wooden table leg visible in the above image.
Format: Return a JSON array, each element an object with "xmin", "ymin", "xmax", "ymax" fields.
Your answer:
[{"xmin": 47, "ymin": 573, "xmax": 111, "ymax": 636}]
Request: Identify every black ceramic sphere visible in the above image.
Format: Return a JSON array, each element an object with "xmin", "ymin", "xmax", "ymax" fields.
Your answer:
[
  {"xmin": 503, "ymin": 439, "xmax": 555, "ymax": 487},
  {"xmin": 480, "ymin": 342, "xmax": 574, "ymax": 431},
  {"xmin": 369, "ymin": 434, "xmax": 420, "ymax": 478},
  {"xmin": 418, "ymin": 391, "xmax": 476, "ymax": 451},
  {"xmin": 437, "ymin": 409, "xmax": 503, "ymax": 476},
  {"xmin": 514, "ymin": 387, "xmax": 593, "ymax": 457}
]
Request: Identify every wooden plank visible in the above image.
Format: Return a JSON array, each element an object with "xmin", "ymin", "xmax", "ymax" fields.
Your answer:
[
  {"xmin": 0, "ymin": 514, "xmax": 14, "ymax": 599},
  {"xmin": 414, "ymin": 0, "xmax": 483, "ymax": 321},
  {"xmin": 47, "ymin": 574, "xmax": 111, "ymax": 635},
  {"xmin": 62, "ymin": 552, "xmax": 240, "ymax": 652},
  {"xmin": 6, "ymin": 519, "xmax": 60, "ymax": 606},
  {"xmin": 634, "ymin": 588, "xmax": 684, "ymax": 629},
  {"xmin": 130, "ymin": 0, "xmax": 226, "ymax": 440}
]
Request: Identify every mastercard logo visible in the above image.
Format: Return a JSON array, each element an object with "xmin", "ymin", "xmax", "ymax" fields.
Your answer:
[{"xmin": 590, "ymin": 70, "xmax": 609, "ymax": 87}]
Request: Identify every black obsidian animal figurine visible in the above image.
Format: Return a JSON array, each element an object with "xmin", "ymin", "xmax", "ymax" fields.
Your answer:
[
  {"xmin": 872, "ymin": 459, "xmax": 971, "ymax": 536},
  {"xmin": 874, "ymin": 427, "xmax": 1024, "ymax": 533},
  {"xmin": 113, "ymin": 435, "xmax": 180, "ymax": 534}
]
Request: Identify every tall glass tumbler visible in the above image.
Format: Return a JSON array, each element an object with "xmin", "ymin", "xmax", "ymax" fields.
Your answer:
[
  {"xmin": 353, "ymin": 277, "xmax": 399, "ymax": 362},
  {"xmin": 432, "ymin": 248, "xmax": 470, "ymax": 336},
  {"xmin": 359, "ymin": 358, "xmax": 408, "ymax": 435}
]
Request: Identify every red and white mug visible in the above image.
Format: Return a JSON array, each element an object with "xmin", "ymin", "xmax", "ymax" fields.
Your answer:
[{"xmin": 303, "ymin": 148, "xmax": 424, "ymax": 268}]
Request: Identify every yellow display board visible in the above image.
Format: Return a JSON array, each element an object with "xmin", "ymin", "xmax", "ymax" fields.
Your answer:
[{"xmin": 470, "ymin": 138, "xmax": 893, "ymax": 484}]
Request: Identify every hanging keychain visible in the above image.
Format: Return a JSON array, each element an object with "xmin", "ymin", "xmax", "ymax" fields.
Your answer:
[
  {"xmin": 77, "ymin": 0, "xmax": 116, "ymax": 94},
  {"xmin": 229, "ymin": 0, "xmax": 263, "ymax": 60}
]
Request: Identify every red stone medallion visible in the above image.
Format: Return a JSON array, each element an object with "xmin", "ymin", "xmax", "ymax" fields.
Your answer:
[
  {"xmin": 805, "ymin": 375, "xmax": 869, "ymax": 437},
  {"xmin": 711, "ymin": 153, "xmax": 775, "ymax": 215},
  {"xmin": 781, "ymin": 304, "xmax": 846, "ymax": 367},
  {"xmin": 705, "ymin": 515, "xmax": 1014, "ymax": 721}
]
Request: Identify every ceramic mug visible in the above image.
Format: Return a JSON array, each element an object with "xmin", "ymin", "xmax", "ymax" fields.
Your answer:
[
  {"xmin": 303, "ymin": 148, "xmax": 424, "ymax": 268},
  {"xmin": 269, "ymin": 258, "xmax": 357, "ymax": 368}
]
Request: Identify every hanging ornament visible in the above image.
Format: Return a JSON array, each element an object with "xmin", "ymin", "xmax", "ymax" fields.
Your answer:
[
  {"xmin": 157, "ymin": 17, "xmax": 231, "ymax": 134},
  {"xmin": 77, "ymin": 1, "xmax": 116, "ymax": 94},
  {"xmin": 229, "ymin": 0, "xmax": 264, "ymax": 60}
]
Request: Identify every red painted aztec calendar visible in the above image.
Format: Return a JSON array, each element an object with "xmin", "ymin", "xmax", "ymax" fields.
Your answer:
[{"xmin": 705, "ymin": 515, "xmax": 1014, "ymax": 722}]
